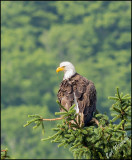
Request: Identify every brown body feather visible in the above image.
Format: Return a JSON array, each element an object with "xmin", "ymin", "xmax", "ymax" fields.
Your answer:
[{"xmin": 57, "ymin": 73, "xmax": 96, "ymax": 126}]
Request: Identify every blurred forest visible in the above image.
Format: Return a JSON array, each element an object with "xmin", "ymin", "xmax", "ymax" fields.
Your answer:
[{"xmin": 1, "ymin": 1, "xmax": 131, "ymax": 159}]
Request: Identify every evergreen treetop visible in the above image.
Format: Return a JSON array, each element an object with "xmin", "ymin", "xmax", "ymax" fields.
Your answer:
[{"xmin": 24, "ymin": 88, "xmax": 131, "ymax": 159}]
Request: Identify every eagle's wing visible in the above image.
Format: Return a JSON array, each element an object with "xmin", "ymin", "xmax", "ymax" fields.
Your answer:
[
  {"xmin": 72, "ymin": 74, "xmax": 96, "ymax": 125},
  {"xmin": 57, "ymin": 80, "xmax": 74, "ymax": 112}
]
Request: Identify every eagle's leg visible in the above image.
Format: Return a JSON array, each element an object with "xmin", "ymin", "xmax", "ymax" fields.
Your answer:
[
  {"xmin": 79, "ymin": 112, "xmax": 84, "ymax": 127},
  {"xmin": 76, "ymin": 114, "xmax": 80, "ymax": 127}
]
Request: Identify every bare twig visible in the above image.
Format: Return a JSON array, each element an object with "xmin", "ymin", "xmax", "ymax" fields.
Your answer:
[
  {"xmin": 87, "ymin": 117, "xmax": 102, "ymax": 128},
  {"xmin": 91, "ymin": 118, "xmax": 100, "ymax": 126},
  {"xmin": 42, "ymin": 117, "xmax": 63, "ymax": 121}
]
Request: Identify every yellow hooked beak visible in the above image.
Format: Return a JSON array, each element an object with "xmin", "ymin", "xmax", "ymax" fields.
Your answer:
[{"xmin": 56, "ymin": 66, "xmax": 65, "ymax": 73}]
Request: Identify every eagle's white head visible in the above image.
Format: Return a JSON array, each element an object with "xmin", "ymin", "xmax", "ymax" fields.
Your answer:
[{"xmin": 56, "ymin": 61, "xmax": 76, "ymax": 80}]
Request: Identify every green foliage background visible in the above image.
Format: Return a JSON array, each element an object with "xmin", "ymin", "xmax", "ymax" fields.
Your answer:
[{"xmin": 1, "ymin": 1, "xmax": 131, "ymax": 159}]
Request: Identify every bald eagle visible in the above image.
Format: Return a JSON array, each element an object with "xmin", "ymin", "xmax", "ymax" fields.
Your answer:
[{"xmin": 56, "ymin": 61, "xmax": 96, "ymax": 126}]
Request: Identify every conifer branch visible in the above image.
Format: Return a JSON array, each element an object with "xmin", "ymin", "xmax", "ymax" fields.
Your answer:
[{"xmin": 1, "ymin": 149, "xmax": 10, "ymax": 160}]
